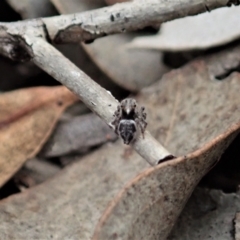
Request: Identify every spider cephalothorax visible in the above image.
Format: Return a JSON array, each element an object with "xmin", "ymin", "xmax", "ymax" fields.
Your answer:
[{"xmin": 110, "ymin": 98, "xmax": 147, "ymax": 145}]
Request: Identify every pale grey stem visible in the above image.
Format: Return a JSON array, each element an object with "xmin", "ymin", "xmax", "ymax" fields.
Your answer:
[
  {"xmin": 28, "ymin": 37, "xmax": 171, "ymax": 165},
  {"xmin": 42, "ymin": 0, "xmax": 236, "ymax": 44}
]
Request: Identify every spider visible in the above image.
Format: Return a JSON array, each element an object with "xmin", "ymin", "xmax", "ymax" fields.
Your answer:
[{"xmin": 110, "ymin": 98, "xmax": 147, "ymax": 145}]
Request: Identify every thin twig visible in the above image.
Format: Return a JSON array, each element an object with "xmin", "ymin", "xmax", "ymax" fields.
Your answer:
[
  {"xmin": 43, "ymin": 0, "xmax": 238, "ymax": 44},
  {"xmin": 0, "ymin": 0, "xmax": 238, "ymax": 49}
]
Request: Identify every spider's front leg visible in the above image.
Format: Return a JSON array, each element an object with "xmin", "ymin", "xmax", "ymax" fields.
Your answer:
[
  {"xmin": 111, "ymin": 105, "xmax": 122, "ymax": 134},
  {"xmin": 139, "ymin": 106, "xmax": 148, "ymax": 129},
  {"xmin": 140, "ymin": 106, "xmax": 147, "ymax": 120},
  {"xmin": 136, "ymin": 106, "xmax": 148, "ymax": 138}
]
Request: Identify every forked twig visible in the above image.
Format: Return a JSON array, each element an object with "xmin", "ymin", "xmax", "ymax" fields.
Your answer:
[{"xmin": 0, "ymin": 0, "xmax": 238, "ymax": 164}]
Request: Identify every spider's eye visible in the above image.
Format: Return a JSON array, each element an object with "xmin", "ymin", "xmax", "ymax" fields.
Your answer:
[
  {"xmin": 121, "ymin": 105, "xmax": 124, "ymax": 108},
  {"xmin": 134, "ymin": 104, "xmax": 136, "ymax": 108}
]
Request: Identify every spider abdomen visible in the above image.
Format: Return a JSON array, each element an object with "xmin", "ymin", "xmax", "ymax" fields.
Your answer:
[{"xmin": 118, "ymin": 120, "xmax": 137, "ymax": 145}]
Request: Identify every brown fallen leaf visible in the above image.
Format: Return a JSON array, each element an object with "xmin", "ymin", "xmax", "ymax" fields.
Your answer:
[
  {"xmin": 0, "ymin": 86, "xmax": 78, "ymax": 187},
  {"xmin": 51, "ymin": 0, "xmax": 168, "ymax": 91},
  {"xmin": 0, "ymin": 45, "xmax": 240, "ymax": 239},
  {"xmin": 130, "ymin": 7, "xmax": 240, "ymax": 51}
]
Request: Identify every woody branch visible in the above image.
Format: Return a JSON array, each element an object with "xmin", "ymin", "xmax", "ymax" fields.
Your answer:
[{"xmin": 0, "ymin": 0, "xmax": 238, "ymax": 164}]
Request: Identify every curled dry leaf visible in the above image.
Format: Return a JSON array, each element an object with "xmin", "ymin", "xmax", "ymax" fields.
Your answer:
[
  {"xmin": 0, "ymin": 45, "xmax": 240, "ymax": 239},
  {"xmin": 130, "ymin": 7, "xmax": 240, "ymax": 51},
  {"xmin": 93, "ymin": 125, "xmax": 239, "ymax": 240},
  {"xmin": 93, "ymin": 46, "xmax": 240, "ymax": 239},
  {"xmin": 51, "ymin": 0, "xmax": 168, "ymax": 91},
  {"xmin": 0, "ymin": 86, "xmax": 78, "ymax": 187}
]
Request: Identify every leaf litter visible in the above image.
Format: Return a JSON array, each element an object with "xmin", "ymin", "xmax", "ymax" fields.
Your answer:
[{"xmin": 1, "ymin": 43, "xmax": 240, "ymax": 239}]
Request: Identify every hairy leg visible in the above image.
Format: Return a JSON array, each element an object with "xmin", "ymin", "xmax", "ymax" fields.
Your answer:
[{"xmin": 111, "ymin": 105, "xmax": 121, "ymax": 134}]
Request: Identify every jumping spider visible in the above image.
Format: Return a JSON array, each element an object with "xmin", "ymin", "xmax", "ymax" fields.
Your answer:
[{"xmin": 110, "ymin": 98, "xmax": 147, "ymax": 145}]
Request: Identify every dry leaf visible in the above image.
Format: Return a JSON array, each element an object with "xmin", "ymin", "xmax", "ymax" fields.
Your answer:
[
  {"xmin": 0, "ymin": 45, "xmax": 240, "ymax": 239},
  {"xmin": 169, "ymin": 188, "xmax": 240, "ymax": 240},
  {"xmin": 0, "ymin": 142, "xmax": 150, "ymax": 239},
  {"xmin": 130, "ymin": 7, "xmax": 240, "ymax": 51},
  {"xmin": 93, "ymin": 45, "xmax": 240, "ymax": 239},
  {"xmin": 0, "ymin": 86, "xmax": 78, "ymax": 187},
  {"xmin": 93, "ymin": 125, "xmax": 239, "ymax": 240},
  {"xmin": 40, "ymin": 113, "xmax": 117, "ymax": 157},
  {"xmin": 51, "ymin": 0, "xmax": 168, "ymax": 91}
]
